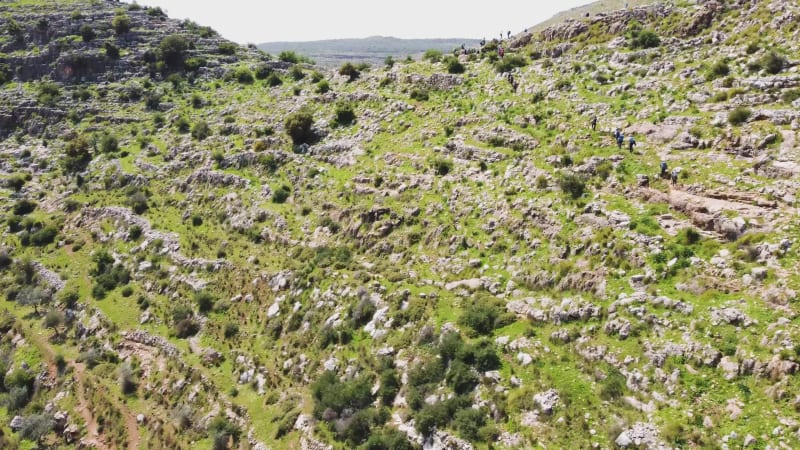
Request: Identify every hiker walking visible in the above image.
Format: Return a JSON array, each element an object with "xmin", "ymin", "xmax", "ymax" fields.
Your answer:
[
  {"xmin": 480, "ymin": 38, "xmax": 485, "ymax": 47},
  {"xmin": 671, "ymin": 168, "xmax": 679, "ymax": 186},
  {"xmin": 616, "ymin": 132, "xmax": 624, "ymax": 149},
  {"xmin": 591, "ymin": 116, "xmax": 597, "ymax": 131},
  {"xmin": 507, "ymin": 30, "xmax": 511, "ymax": 39},
  {"xmin": 498, "ymin": 46, "xmax": 505, "ymax": 58},
  {"xmin": 628, "ymin": 135, "xmax": 636, "ymax": 153},
  {"xmin": 660, "ymin": 160, "xmax": 668, "ymax": 178}
]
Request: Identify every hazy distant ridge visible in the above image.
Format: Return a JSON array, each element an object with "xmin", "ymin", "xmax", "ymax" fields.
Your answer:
[{"xmin": 258, "ymin": 36, "xmax": 481, "ymax": 67}]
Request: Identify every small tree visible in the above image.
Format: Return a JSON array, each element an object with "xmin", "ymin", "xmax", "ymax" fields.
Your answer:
[
  {"xmin": 16, "ymin": 287, "xmax": 52, "ymax": 314},
  {"xmin": 159, "ymin": 34, "xmax": 190, "ymax": 70},
  {"xmin": 423, "ymin": 49, "xmax": 442, "ymax": 63},
  {"xmin": 339, "ymin": 62, "xmax": 360, "ymax": 82},
  {"xmin": 284, "ymin": 109, "xmax": 314, "ymax": 145},
  {"xmin": 278, "ymin": 51, "xmax": 299, "ymax": 63}
]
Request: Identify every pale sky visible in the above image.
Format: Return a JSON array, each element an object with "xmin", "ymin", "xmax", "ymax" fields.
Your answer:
[{"xmin": 122, "ymin": 0, "xmax": 595, "ymax": 43}]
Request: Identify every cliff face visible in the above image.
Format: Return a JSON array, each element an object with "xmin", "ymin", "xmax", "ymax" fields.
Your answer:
[{"xmin": 2, "ymin": 0, "xmax": 800, "ymax": 449}]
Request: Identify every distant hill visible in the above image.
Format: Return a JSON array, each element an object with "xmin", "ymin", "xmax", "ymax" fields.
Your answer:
[{"xmin": 258, "ymin": 36, "xmax": 481, "ymax": 68}]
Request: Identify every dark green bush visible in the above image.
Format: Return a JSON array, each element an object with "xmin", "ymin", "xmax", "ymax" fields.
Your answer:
[
  {"xmin": 453, "ymin": 408, "xmax": 485, "ymax": 441},
  {"xmin": 444, "ymin": 56, "xmax": 465, "ymax": 74},
  {"xmin": 13, "ymin": 199, "xmax": 37, "ymax": 215},
  {"xmin": 311, "ymin": 371, "xmax": 374, "ymax": 419},
  {"xmin": 728, "ymin": 106, "xmax": 751, "ymax": 125},
  {"xmin": 112, "ymin": 13, "xmax": 131, "ymax": 34},
  {"xmin": 409, "ymin": 89, "xmax": 429, "ymax": 101},
  {"xmin": 761, "ymin": 51, "xmax": 786, "ymax": 74},
  {"xmin": 494, "ymin": 55, "xmax": 527, "ymax": 73},
  {"xmin": 232, "ymin": 66, "xmax": 254, "ymax": 84},
  {"xmin": 79, "ymin": 24, "xmax": 95, "ymax": 42},
  {"xmin": 629, "ymin": 29, "xmax": 660, "ymax": 49},
  {"xmin": 278, "ymin": 51, "xmax": 300, "ymax": 63},
  {"xmin": 191, "ymin": 120, "xmax": 211, "ymax": 140},
  {"xmin": 707, "ymin": 60, "xmax": 730, "ymax": 80},
  {"xmin": 459, "ymin": 297, "xmax": 503, "ymax": 335},
  {"xmin": 290, "ymin": 65, "xmax": 305, "ymax": 81},
  {"xmin": 98, "ymin": 132, "xmax": 119, "ymax": 153},
  {"xmin": 217, "ymin": 42, "xmax": 237, "ymax": 55},
  {"xmin": 254, "ymin": 63, "xmax": 273, "ymax": 80},
  {"xmin": 159, "ymin": 34, "xmax": 190, "ymax": 69},
  {"xmin": 339, "ymin": 62, "xmax": 360, "ymax": 82},
  {"xmin": 334, "ymin": 103, "xmax": 356, "ymax": 126},
  {"xmin": 272, "ymin": 185, "xmax": 291, "ymax": 204},
  {"xmin": 431, "ymin": 158, "xmax": 453, "ymax": 176},
  {"xmin": 195, "ymin": 291, "xmax": 215, "ymax": 314},
  {"xmin": 316, "ymin": 80, "xmax": 330, "ymax": 93},
  {"xmin": 265, "ymin": 72, "xmax": 283, "ymax": 87},
  {"xmin": 284, "ymin": 109, "xmax": 314, "ymax": 145},
  {"xmin": 558, "ymin": 173, "xmax": 586, "ymax": 199},
  {"xmin": 423, "ymin": 49, "xmax": 442, "ymax": 63}
]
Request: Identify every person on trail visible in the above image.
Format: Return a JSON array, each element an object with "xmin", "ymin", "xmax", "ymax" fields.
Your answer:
[
  {"xmin": 660, "ymin": 161, "xmax": 668, "ymax": 178},
  {"xmin": 628, "ymin": 136, "xmax": 636, "ymax": 153},
  {"xmin": 480, "ymin": 38, "xmax": 486, "ymax": 47},
  {"xmin": 498, "ymin": 46, "xmax": 505, "ymax": 58},
  {"xmin": 507, "ymin": 30, "xmax": 511, "ymax": 39},
  {"xmin": 616, "ymin": 133, "xmax": 624, "ymax": 149},
  {"xmin": 671, "ymin": 168, "xmax": 679, "ymax": 186},
  {"xmin": 512, "ymin": 80, "xmax": 519, "ymax": 93},
  {"xmin": 591, "ymin": 116, "xmax": 597, "ymax": 131}
]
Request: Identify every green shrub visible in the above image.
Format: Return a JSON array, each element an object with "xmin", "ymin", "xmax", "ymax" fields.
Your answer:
[
  {"xmin": 334, "ymin": 103, "xmax": 356, "ymax": 126},
  {"xmin": 316, "ymin": 80, "xmax": 330, "ymax": 93},
  {"xmin": 127, "ymin": 190, "xmax": 148, "ymax": 214},
  {"xmin": 728, "ymin": 106, "xmax": 751, "ymax": 125},
  {"xmin": 79, "ymin": 24, "xmax": 95, "ymax": 42},
  {"xmin": 265, "ymin": 72, "xmax": 283, "ymax": 87},
  {"xmin": 558, "ymin": 173, "xmax": 586, "ymax": 199},
  {"xmin": 599, "ymin": 367, "xmax": 626, "ymax": 400},
  {"xmin": 459, "ymin": 297, "xmax": 502, "ymax": 335},
  {"xmin": 339, "ymin": 62, "xmax": 360, "ymax": 82},
  {"xmin": 254, "ymin": 63, "xmax": 273, "ymax": 80},
  {"xmin": 112, "ymin": 13, "xmax": 132, "ymax": 34},
  {"xmin": 195, "ymin": 291, "xmax": 215, "ymax": 314},
  {"xmin": 311, "ymin": 371, "xmax": 374, "ymax": 419},
  {"xmin": 36, "ymin": 82, "xmax": 61, "ymax": 106},
  {"xmin": 444, "ymin": 56, "xmax": 465, "ymax": 74},
  {"xmin": 495, "ymin": 55, "xmax": 527, "ymax": 73},
  {"xmin": 13, "ymin": 199, "xmax": 37, "ymax": 215},
  {"xmin": 278, "ymin": 51, "xmax": 299, "ymax": 63},
  {"xmin": 362, "ymin": 429, "xmax": 413, "ymax": 450},
  {"xmin": 762, "ymin": 51, "xmax": 786, "ymax": 74},
  {"xmin": 290, "ymin": 65, "xmax": 305, "ymax": 81},
  {"xmin": 454, "ymin": 408, "xmax": 485, "ymax": 441},
  {"xmin": 158, "ymin": 34, "xmax": 190, "ymax": 70},
  {"xmin": 191, "ymin": 120, "xmax": 211, "ymax": 140},
  {"xmin": 98, "ymin": 132, "xmax": 119, "ymax": 153},
  {"xmin": 217, "ymin": 42, "xmax": 237, "ymax": 55},
  {"xmin": 232, "ymin": 66, "xmax": 254, "ymax": 84},
  {"xmin": 409, "ymin": 88, "xmax": 429, "ymax": 101},
  {"xmin": 446, "ymin": 361, "xmax": 478, "ymax": 395},
  {"xmin": 175, "ymin": 116, "xmax": 190, "ymax": 133},
  {"xmin": 284, "ymin": 109, "xmax": 314, "ymax": 145},
  {"xmin": 423, "ymin": 49, "xmax": 442, "ymax": 63},
  {"xmin": 629, "ymin": 29, "xmax": 660, "ymax": 49},
  {"xmin": 431, "ymin": 158, "xmax": 453, "ymax": 176},
  {"xmin": 781, "ymin": 89, "xmax": 800, "ymax": 104},
  {"xmin": 707, "ymin": 60, "xmax": 730, "ymax": 80},
  {"xmin": 272, "ymin": 185, "xmax": 291, "ymax": 204},
  {"xmin": 745, "ymin": 41, "xmax": 759, "ymax": 54}
]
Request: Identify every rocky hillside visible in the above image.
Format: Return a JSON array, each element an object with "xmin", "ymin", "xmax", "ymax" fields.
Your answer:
[{"xmin": 1, "ymin": 0, "xmax": 800, "ymax": 449}]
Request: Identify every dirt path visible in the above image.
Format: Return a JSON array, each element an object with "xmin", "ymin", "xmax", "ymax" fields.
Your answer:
[
  {"xmin": 18, "ymin": 317, "xmax": 140, "ymax": 450},
  {"xmin": 73, "ymin": 362, "xmax": 112, "ymax": 450}
]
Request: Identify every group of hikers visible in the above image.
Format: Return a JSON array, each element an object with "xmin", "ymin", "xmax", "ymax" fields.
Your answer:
[{"xmin": 596, "ymin": 117, "xmax": 679, "ymax": 186}]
